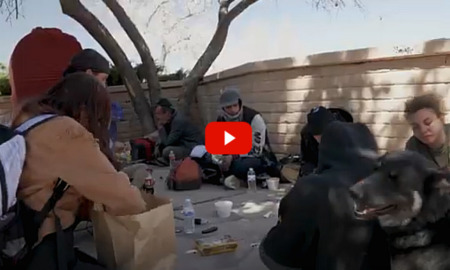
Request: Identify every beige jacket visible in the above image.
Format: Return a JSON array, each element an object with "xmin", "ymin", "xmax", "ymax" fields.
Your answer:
[{"xmin": 17, "ymin": 116, "xmax": 146, "ymax": 241}]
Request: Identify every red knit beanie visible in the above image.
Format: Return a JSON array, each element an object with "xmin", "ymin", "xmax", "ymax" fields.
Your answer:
[{"xmin": 9, "ymin": 27, "xmax": 82, "ymax": 112}]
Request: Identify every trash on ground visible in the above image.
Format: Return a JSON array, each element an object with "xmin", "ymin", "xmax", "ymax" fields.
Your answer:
[
  {"xmin": 195, "ymin": 235, "xmax": 238, "ymax": 256},
  {"xmin": 185, "ymin": 249, "xmax": 198, "ymax": 254}
]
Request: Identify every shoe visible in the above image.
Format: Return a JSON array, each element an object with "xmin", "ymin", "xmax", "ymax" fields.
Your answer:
[{"xmin": 224, "ymin": 175, "xmax": 241, "ymax": 190}]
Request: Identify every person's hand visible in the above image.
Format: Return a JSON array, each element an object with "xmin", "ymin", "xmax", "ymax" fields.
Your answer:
[{"xmin": 221, "ymin": 155, "xmax": 234, "ymax": 172}]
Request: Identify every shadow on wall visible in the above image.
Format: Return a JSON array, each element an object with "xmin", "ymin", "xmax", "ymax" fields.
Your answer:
[
  {"xmin": 299, "ymin": 40, "xmax": 450, "ymax": 153},
  {"xmin": 385, "ymin": 39, "xmax": 450, "ymax": 150},
  {"xmin": 193, "ymin": 39, "xmax": 450, "ymax": 156}
]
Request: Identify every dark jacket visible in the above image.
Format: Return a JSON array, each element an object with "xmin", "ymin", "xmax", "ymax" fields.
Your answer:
[
  {"xmin": 299, "ymin": 108, "xmax": 354, "ymax": 177},
  {"xmin": 160, "ymin": 111, "xmax": 203, "ymax": 150},
  {"xmin": 217, "ymin": 105, "xmax": 278, "ymax": 167},
  {"xmin": 405, "ymin": 124, "xmax": 450, "ymax": 169},
  {"xmin": 261, "ymin": 122, "xmax": 391, "ymax": 270},
  {"xmin": 299, "ymin": 124, "xmax": 319, "ymax": 176}
]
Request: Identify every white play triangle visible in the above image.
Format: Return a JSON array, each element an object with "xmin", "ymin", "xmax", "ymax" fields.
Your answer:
[{"xmin": 224, "ymin": 131, "xmax": 235, "ymax": 145}]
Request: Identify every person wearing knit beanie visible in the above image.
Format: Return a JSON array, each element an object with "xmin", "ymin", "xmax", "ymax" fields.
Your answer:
[
  {"xmin": 152, "ymin": 98, "xmax": 203, "ymax": 162},
  {"xmin": 9, "ymin": 27, "xmax": 82, "ymax": 112},
  {"xmin": 307, "ymin": 106, "xmax": 336, "ymax": 143},
  {"xmin": 63, "ymin": 48, "xmax": 111, "ymax": 86},
  {"xmin": 217, "ymin": 86, "xmax": 279, "ymax": 189}
]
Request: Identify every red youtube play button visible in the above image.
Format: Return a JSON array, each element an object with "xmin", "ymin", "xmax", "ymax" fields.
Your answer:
[{"xmin": 205, "ymin": 122, "xmax": 252, "ymax": 155}]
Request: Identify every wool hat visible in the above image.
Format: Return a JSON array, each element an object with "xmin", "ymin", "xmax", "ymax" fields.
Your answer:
[
  {"xmin": 64, "ymin": 48, "xmax": 110, "ymax": 75},
  {"xmin": 156, "ymin": 98, "xmax": 174, "ymax": 110},
  {"xmin": 307, "ymin": 106, "xmax": 336, "ymax": 135},
  {"xmin": 219, "ymin": 86, "xmax": 241, "ymax": 108},
  {"xmin": 9, "ymin": 27, "xmax": 82, "ymax": 110}
]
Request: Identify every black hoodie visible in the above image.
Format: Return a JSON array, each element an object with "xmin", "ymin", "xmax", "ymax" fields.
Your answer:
[{"xmin": 261, "ymin": 122, "xmax": 391, "ymax": 270}]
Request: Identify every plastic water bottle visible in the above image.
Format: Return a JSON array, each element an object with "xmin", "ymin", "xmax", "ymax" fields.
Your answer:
[
  {"xmin": 183, "ymin": 198, "xmax": 195, "ymax": 234},
  {"xmin": 247, "ymin": 168, "xmax": 257, "ymax": 192},
  {"xmin": 169, "ymin": 150, "xmax": 176, "ymax": 169}
]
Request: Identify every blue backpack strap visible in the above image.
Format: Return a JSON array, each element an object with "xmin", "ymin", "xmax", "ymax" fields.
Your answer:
[{"xmin": 15, "ymin": 114, "xmax": 58, "ymax": 135}]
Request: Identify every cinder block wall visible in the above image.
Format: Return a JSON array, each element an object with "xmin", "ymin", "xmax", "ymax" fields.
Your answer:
[{"xmin": 1, "ymin": 39, "xmax": 450, "ymax": 155}]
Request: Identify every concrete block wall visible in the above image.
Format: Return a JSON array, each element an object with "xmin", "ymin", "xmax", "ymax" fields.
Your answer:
[{"xmin": 1, "ymin": 38, "xmax": 450, "ymax": 155}]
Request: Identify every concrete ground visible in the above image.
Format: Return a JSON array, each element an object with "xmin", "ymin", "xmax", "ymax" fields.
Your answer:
[{"xmin": 74, "ymin": 166, "xmax": 292, "ymax": 270}]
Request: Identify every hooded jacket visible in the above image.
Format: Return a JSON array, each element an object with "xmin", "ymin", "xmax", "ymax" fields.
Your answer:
[{"xmin": 261, "ymin": 122, "xmax": 391, "ymax": 270}]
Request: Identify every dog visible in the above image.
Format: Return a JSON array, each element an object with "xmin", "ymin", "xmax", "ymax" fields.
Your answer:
[{"xmin": 349, "ymin": 150, "xmax": 450, "ymax": 270}]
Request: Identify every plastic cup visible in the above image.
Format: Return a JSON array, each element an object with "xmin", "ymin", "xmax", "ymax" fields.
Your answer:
[
  {"xmin": 267, "ymin": 177, "xmax": 280, "ymax": 191},
  {"xmin": 214, "ymin": 200, "xmax": 233, "ymax": 218}
]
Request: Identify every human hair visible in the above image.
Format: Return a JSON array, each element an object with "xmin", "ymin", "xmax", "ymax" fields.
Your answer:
[
  {"xmin": 404, "ymin": 92, "xmax": 446, "ymax": 119},
  {"xmin": 155, "ymin": 105, "xmax": 174, "ymax": 114},
  {"xmin": 14, "ymin": 72, "xmax": 120, "ymax": 170}
]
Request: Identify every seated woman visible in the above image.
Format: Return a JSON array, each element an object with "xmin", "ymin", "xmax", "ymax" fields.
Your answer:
[
  {"xmin": 12, "ymin": 72, "xmax": 146, "ymax": 270},
  {"xmin": 404, "ymin": 93, "xmax": 450, "ymax": 169}
]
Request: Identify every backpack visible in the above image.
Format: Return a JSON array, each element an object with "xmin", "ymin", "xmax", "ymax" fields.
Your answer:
[
  {"xmin": 0, "ymin": 114, "xmax": 70, "ymax": 268},
  {"xmin": 129, "ymin": 138, "xmax": 155, "ymax": 162},
  {"xmin": 167, "ymin": 157, "xmax": 202, "ymax": 191}
]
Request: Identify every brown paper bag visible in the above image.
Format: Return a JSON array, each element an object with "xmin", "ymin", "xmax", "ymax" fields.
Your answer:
[{"xmin": 91, "ymin": 193, "xmax": 177, "ymax": 270}]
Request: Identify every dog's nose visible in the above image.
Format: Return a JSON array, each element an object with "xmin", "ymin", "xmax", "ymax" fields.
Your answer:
[{"xmin": 349, "ymin": 184, "xmax": 364, "ymax": 200}]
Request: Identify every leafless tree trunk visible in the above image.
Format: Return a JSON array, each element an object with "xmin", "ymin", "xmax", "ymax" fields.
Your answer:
[
  {"xmin": 59, "ymin": 0, "xmax": 155, "ymax": 133},
  {"xmin": 179, "ymin": 0, "xmax": 260, "ymax": 116},
  {"xmin": 102, "ymin": 0, "xmax": 162, "ymax": 105}
]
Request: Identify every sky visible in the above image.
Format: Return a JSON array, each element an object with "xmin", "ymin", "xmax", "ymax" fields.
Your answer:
[{"xmin": 0, "ymin": 0, "xmax": 450, "ymax": 74}]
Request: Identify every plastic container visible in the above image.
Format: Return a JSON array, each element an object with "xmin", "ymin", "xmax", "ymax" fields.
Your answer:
[
  {"xmin": 214, "ymin": 200, "xmax": 233, "ymax": 218},
  {"xmin": 267, "ymin": 177, "xmax": 280, "ymax": 191},
  {"xmin": 247, "ymin": 168, "xmax": 257, "ymax": 192},
  {"xmin": 183, "ymin": 198, "xmax": 195, "ymax": 234}
]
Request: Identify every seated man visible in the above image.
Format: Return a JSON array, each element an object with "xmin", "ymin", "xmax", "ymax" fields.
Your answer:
[
  {"xmin": 217, "ymin": 87, "xmax": 278, "ymax": 188},
  {"xmin": 299, "ymin": 106, "xmax": 336, "ymax": 176},
  {"xmin": 153, "ymin": 98, "xmax": 203, "ymax": 162},
  {"xmin": 299, "ymin": 106, "xmax": 353, "ymax": 177}
]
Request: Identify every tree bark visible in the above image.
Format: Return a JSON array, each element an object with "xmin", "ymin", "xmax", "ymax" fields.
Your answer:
[
  {"xmin": 60, "ymin": 0, "xmax": 155, "ymax": 133},
  {"xmin": 180, "ymin": 0, "xmax": 259, "ymax": 116},
  {"xmin": 102, "ymin": 0, "xmax": 162, "ymax": 105}
]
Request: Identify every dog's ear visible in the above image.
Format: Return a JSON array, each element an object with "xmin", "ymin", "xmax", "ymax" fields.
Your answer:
[{"xmin": 427, "ymin": 169, "xmax": 450, "ymax": 194}]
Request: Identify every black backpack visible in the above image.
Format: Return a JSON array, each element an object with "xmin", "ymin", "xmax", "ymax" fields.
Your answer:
[{"xmin": 0, "ymin": 114, "xmax": 69, "ymax": 269}]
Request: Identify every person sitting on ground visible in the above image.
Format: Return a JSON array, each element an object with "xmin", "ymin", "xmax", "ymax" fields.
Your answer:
[
  {"xmin": 217, "ymin": 86, "xmax": 278, "ymax": 189},
  {"xmin": 153, "ymin": 98, "xmax": 203, "ymax": 163},
  {"xmin": 404, "ymin": 92, "xmax": 450, "ymax": 169},
  {"xmin": 260, "ymin": 121, "xmax": 391, "ymax": 270},
  {"xmin": 12, "ymin": 72, "xmax": 145, "ymax": 270},
  {"xmin": 299, "ymin": 106, "xmax": 336, "ymax": 176}
]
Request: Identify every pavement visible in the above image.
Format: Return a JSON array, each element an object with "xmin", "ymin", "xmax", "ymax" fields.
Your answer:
[{"xmin": 74, "ymin": 166, "xmax": 292, "ymax": 270}]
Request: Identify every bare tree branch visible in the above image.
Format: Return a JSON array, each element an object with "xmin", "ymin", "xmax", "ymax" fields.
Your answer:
[
  {"xmin": 60, "ymin": 0, "xmax": 156, "ymax": 133},
  {"xmin": 180, "ymin": 0, "xmax": 260, "ymax": 115},
  {"xmin": 166, "ymin": 4, "xmax": 207, "ymax": 33},
  {"xmin": 0, "ymin": 0, "xmax": 22, "ymax": 21},
  {"xmin": 103, "ymin": 0, "xmax": 162, "ymax": 105},
  {"xmin": 311, "ymin": 0, "xmax": 364, "ymax": 11},
  {"xmin": 145, "ymin": 0, "xmax": 169, "ymax": 27},
  {"xmin": 218, "ymin": 0, "xmax": 235, "ymax": 22}
]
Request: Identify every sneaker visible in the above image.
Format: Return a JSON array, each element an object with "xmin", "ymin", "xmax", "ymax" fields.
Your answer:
[{"xmin": 224, "ymin": 175, "xmax": 241, "ymax": 190}]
